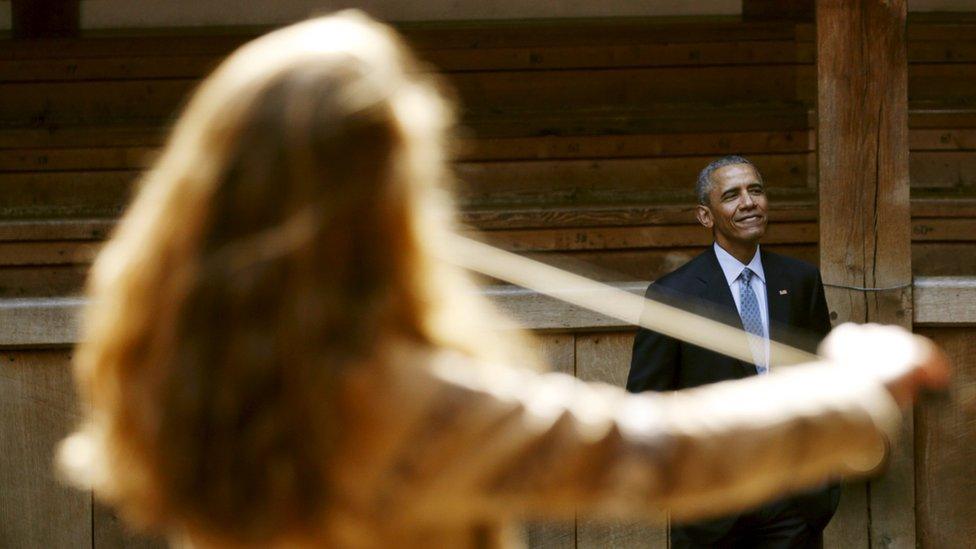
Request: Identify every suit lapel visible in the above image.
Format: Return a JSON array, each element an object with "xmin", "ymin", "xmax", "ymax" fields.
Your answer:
[
  {"xmin": 697, "ymin": 246, "xmax": 755, "ymax": 374},
  {"xmin": 762, "ymin": 250, "xmax": 790, "ymax": 342},
  {"xmin": 698, "ymin": 246, "xmax": 741, "ymax": 329}
]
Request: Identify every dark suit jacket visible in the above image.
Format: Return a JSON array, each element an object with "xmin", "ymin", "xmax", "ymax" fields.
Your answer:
[{"xmin": 627, "ymin": 246, "xmax": 837, "ymax": 543}]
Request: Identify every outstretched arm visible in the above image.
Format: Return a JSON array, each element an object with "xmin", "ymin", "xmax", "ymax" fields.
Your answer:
[{"xmin": 379, "ymin": 324, "xmax": 946, "ymax": 526}]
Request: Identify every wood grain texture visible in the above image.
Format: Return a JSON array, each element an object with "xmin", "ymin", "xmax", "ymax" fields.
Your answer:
[
  {"xmin": 0, "ymin": 265, "xmax": 89, "ymax": 298},
  {"xmin": 0, "ymin": 80, "xmax": 194, "ymax": 125},
  {"xmin": 0, "ymin": 350, "xmax": 90, "ymax": 547},
  {"xmin": 520, "ymin": 244, "xmax": 817, "ymax": 282},
  {"xmin": 914, "ymin": 277, "xmax": 976, "ymax": 326},
  {"xmin": 524, "ymin": 334, "xmax": 577, "ymax": 548},
  {"xmin": 914, "ymin": 327, "xmax": 976, "ymax": 548},
  {"xmin": 487, "ymin": 284, "xmax": 646, "ymax": 331},
  {"xmin": 0, "ymin": 297, "xmax": 82, "ymax": 347},
  {"xmin": 461, "ymin": 130, "xmax": 814, "ymax": 162},
  {"xmin": 4, "ymin": 195, "xmax": 969, "ymax": 239},
  {"xmin": 0, "ymin": 146, "xmax": 155, "ymax": 172},
  {"xmin": 454, "ymin": 154, "xmax": 814, "ymax": 207},
  {"xmin": 910, "ymin": 218, "xmax": 976, "ymax": 242},
  {"xmin": 463, "ymin": 198, "xmax": 817, "ymax": 231},
  {"xmin": 912, "ymin": 242, "xmax": 976, "ymax": 276},
  {"xmin": 1, "ymin": 277, "xmax": 972, "ymax": 347},
  {"xmin": 533, "ymin": 333, "xmax": 576, "ymax": 375},
  {"xmin": 0, "ymin": 218, "xmax": 112, "ymax": 242},
  {"xmin": 0, "ymin": 171, "xmax": 137, "ymax": 219},
  {"xmin": 817, "ymin": 1, "xmax": 914, "ymax": 546},
  {"xmin": 822, "ymin": 483, "xmax": 870, "ymax": 548},
  {"xmin": 481, "ymin": 222, "xmax": 816, "ymax": 253},
  {"xmin": 449, "ymin": 66, "xmax": 813, "ymax": 113},
  {"xmin": 910, "ymin": 151, "xmax": 976, "ymax": 188},
  {"xmin": 575, "ymin": 332, "xmax": 668, "ymax": 548},
  {"xmin": 464, "ymin": 103, "xmax": 814, "ymax": 139},
  {"xmin": 0, "ymin": 241, "xmax": 101, "ymax": 266},
  {"xmin": 93, "ymin": 502, "xmax": 168, "ymax": 549}
]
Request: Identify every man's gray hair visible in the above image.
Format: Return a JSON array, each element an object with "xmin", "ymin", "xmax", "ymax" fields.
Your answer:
[{"xmin": 695, "ymin": 155, "xmax": 762, "ymax": 205}]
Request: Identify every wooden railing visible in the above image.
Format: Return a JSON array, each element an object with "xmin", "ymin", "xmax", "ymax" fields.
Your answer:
[
  {"xmin": 2, "ymin": 277, "xmax": 974, "ymax": 547},
  {"xmin": 4, "ymin": 277, "xmax": 972, "ymax": 347}
]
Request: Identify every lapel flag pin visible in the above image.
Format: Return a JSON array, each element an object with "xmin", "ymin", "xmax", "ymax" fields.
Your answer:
[{"xmin": 779, "ymin": 289, "xmax": 788, "ymax": 295}]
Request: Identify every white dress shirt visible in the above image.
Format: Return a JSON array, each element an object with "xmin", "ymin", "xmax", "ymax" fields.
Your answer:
[{"xmin": 713, "ymin": 242, "xmax": 770, "ymax": 371}]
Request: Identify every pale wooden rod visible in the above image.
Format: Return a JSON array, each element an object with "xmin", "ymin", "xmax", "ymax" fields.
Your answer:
[{"xmin": 446, "ymin": 234, "xmax": 820, "ymax": 366}]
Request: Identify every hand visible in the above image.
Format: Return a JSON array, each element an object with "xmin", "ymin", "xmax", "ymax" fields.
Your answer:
[{"xmin": 819, "ymin": 323, "xmax": 951, "ymax": 407}]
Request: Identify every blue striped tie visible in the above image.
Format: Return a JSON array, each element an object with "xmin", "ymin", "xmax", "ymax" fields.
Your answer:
[{"xmin": 738, "ymin": 268, "xmax": 767, "ymax": 374}]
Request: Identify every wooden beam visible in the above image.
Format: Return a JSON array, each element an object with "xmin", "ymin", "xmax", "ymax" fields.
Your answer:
[
  {"xmin": 11, "ymin": 0, "xmax": 80, "ymax": 39},
  {"xmin": 817, "ymin": 0, "xmax": 913, "ymax": 546},
  {"xmin": 743, "ymin": 0, "xmax": 814, "ymax": 21},
  {"xmin": 0, "ymin": 298, "xmax": 82, "ymax": 347},
  {"xmin": 3, "ymin": 278, "xmax": 973, "ymax": 347},
  {"xmin": 914, "ymin": 277, "xmax": 976, "ymax": 326}
]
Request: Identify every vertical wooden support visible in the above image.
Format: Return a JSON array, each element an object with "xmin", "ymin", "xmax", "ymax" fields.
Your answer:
[{"xmin": 817, "ymin": 1, "xmax": 913, "ymax": 547}]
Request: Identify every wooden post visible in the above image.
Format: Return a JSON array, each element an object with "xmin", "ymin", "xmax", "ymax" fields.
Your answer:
[{"xmin": 817, "ymin": 1, "xmax": 913, "ymax": 547}]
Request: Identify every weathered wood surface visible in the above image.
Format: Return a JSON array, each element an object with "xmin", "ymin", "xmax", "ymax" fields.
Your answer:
[
  {"xmin": 5, "ymin": 234, "xmax": 974, "ymax": 300},
  {"xmin": 453, "ymin": 154, "xmax": 814, "ymax": 207},
  {"xmin": 914, "ymin": 277, "xmax": 976, "ymax": 326},
  {"xmin": 822, "ymin": 481, "xmax": 869, "ymax": 548},
  {"xmin": 0, "ymin": 265, "xmax": 91, "ymax": 298},
  {"xmin": 914, "ymin": 327, "xmax": 976, "ymax": 548},
  {"xmin": 3, "ymin": 195, "xmax": 972, "ymax": 236},
  {"xmin": 482, "ymin": 222, "xmax": 815, "ymax": 253},
  {"xmin": 93, "ymin": 503, "xmax": 168, "ymax": 549},
  {"xmin": 1, "ymin": 277, "xmax": 972, "ymax": 346},
  {"xmin": 487, "ymin": 283, "xmax": 647, "ymax": 332},
  {"xmin": 0, "ymin": 171, "xmax": 136, "ymax": 219},
  {"xmin": 524, "ymin": 334, "xmax": 577, "ymax": 548},
  {"xmin": 575, "ymin": 332, "xmax": 668, "ymax": 548},
  {"xmin": 0, "ymin": 350, "xmax": 90, "ymax": 547},
  {"xmin": 0, "ymin": 297, "xmax": 83, "ymax": 347},
  {"xmin": 817, "ymin": 2, "xmax": 914, "ymax": 548}
]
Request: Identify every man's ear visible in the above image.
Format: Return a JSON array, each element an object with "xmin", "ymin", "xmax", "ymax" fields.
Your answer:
[{"xmin": 696, "ymin": 204, "xmax": 713, "ymax": 228}]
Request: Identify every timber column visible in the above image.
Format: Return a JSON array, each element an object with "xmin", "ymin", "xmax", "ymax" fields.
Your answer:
[{"xmin": 817, "ymin": 0, "xmax": 913, "ymax": 547}]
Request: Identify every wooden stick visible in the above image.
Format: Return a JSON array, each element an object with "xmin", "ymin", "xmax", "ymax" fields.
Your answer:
[{"xmin": 445, "ymin": 234, "xmax": 819, "ymax": 367}]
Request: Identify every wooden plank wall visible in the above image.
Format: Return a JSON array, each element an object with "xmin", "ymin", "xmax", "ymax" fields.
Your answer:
[
  {"xmin": 915, "ymin": 327, "xmax": 976, "ymax": 548},
  {"xmin": 0, "ymin": 350, "xmax": 90, "ymax": 547},
  {"xmin": 1, "ymin": 14, "xmax": 976, "ymax": 548},
  {"xmin": 1, "ymin": 15, "xmax": 976, "ymax": 299},
  {"xmin": 2, "ymin": 288, "xmax": 974, "ymax": 547}
]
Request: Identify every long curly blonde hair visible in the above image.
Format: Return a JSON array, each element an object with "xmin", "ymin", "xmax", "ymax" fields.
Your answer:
[{"xmin": 59, "ymin": 11, "xmax": 530, "ymax": 545}]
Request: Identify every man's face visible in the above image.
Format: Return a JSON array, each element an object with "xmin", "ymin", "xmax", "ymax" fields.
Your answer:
[{"xmin": 696, "ymin": 163, "xmax": 768, "ymax": 251}]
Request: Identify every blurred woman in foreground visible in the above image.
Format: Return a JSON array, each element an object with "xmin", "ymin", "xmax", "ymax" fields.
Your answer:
[{"xmin": 58, "ymin": 11, "xmax": 948, "ymax": 548}]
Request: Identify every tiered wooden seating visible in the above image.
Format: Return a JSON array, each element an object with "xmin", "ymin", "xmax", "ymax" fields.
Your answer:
[{"xmin": 0, "ymin": 15, "xmax": 975, "ymax": 300}]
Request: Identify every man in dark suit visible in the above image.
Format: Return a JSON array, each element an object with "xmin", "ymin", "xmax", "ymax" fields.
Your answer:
[{"xmin": 627, "ymin": 155, "xmax": 836, "ymax": 548}]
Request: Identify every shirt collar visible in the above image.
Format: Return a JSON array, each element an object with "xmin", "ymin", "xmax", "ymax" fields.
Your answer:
[{"xmin": 713, "ymin": 242, "xmax": 765, "ymax": 286}]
